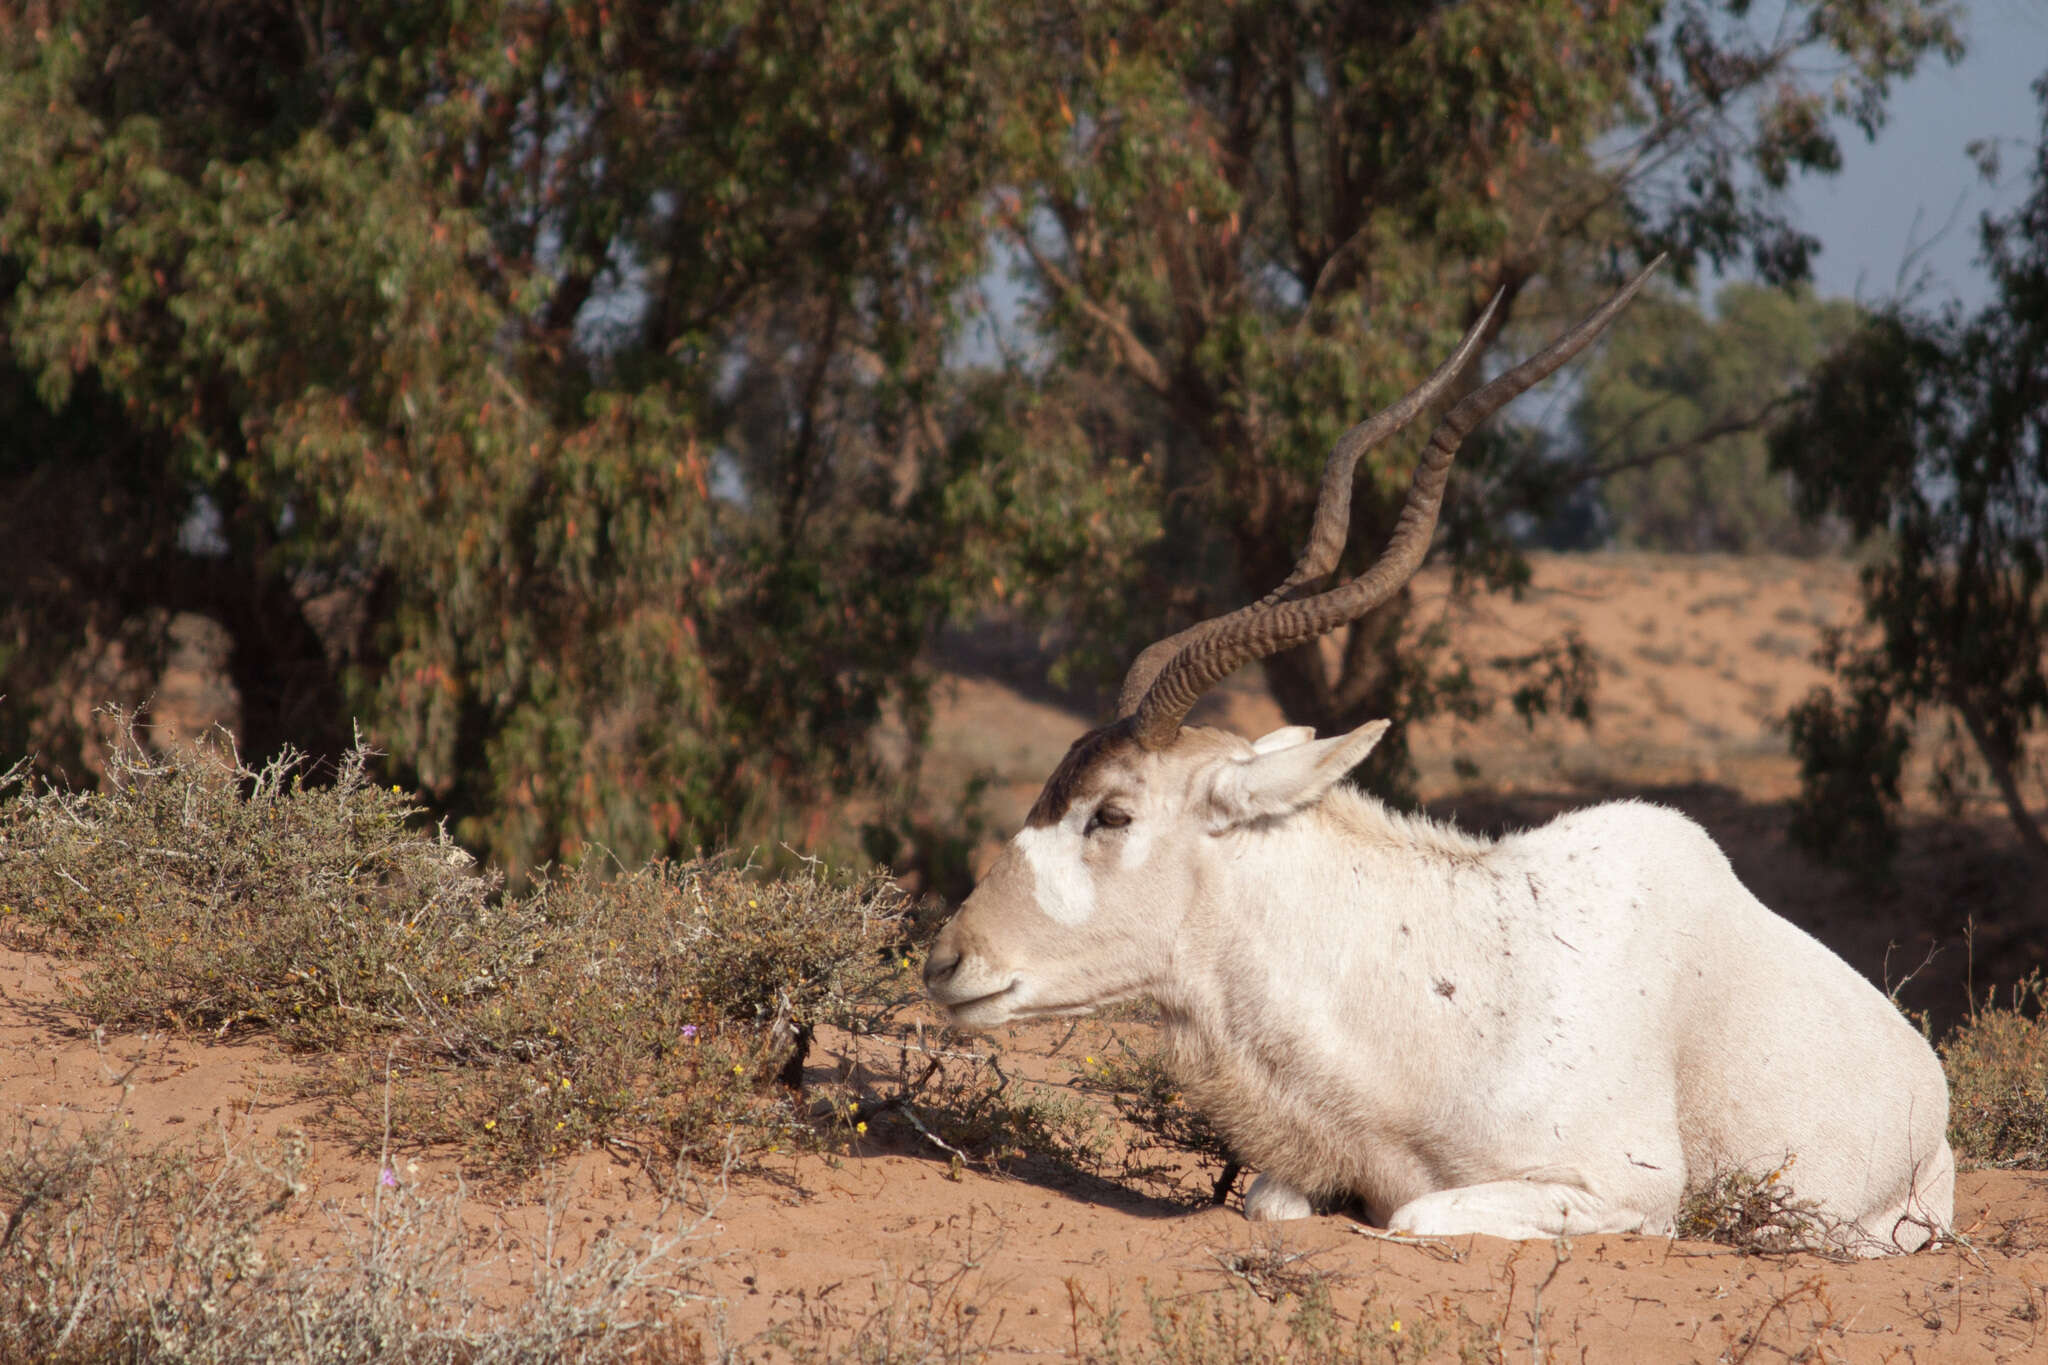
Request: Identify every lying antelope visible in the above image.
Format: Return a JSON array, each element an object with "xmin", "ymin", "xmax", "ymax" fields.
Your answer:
[{"xmin": 924, "ymin": 265, "xmax": 1953, "ymax": 1253}]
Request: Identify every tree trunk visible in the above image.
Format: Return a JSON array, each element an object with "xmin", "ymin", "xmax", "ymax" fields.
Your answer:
[{"xmin": 1955, "ymin": 695, "xmax": 2048, "ymax": 868}]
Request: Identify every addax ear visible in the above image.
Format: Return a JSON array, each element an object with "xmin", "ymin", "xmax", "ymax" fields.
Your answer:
[{"xmin": 1208, "ymin": 720, "xmax": 1390, "ymax": 828}]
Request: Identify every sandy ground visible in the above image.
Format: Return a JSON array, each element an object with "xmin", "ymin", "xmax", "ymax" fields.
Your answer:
[
  {"xmin": 926, "ymin": 553, "xmax": 1870, "ymax": 832},
  {"xmin": 5, "ymin": 954, "xmax": 2046, "ymax": 1361},
  {"xmin": 9, "ymin": 552, "xmax": 2048, "ymax": 1360}
]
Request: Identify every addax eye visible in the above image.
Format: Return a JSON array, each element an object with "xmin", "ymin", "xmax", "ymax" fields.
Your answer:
[{"xmin": 1085, "ymin": 806, "xmax": 1131, "ymax": 836}]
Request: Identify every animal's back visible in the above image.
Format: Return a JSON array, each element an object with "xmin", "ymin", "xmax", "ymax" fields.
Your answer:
[{"xmin": 1504, "ymin": 800, "xmax": 1952, "ymax": 1250}]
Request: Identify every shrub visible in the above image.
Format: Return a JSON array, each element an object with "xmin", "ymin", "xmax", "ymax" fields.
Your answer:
[
  {"xmin": 1074, "ymin": 1044, "xmax": 1240, "ymax": 1201},
  {"xmin": 1943, "ymin": 973, "xmax": 2048, "ymax": 1168},
  {"xmin": 0, "ymin": 731, "xmax": 522, "ymax": 1049},
  {"xmin": 0, "ymin": 1117, "xmax": 706, "ymax": 1365},
  {"xmin": 0, "ymin": 728, "xmax": 912, "ymax": 1174},
  {"xmin": 355, "ymin": 858, "xmax": 910, "ymax": 1173},
  {"xmin": 1673, "ymin": 1160, "xmax": 1829, "ymax": 1254}
]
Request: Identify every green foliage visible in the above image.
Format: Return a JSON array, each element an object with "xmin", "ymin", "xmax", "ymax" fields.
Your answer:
[
  {"xmin": 1772, "ymin": 73, "xmax": 2048, "ymax": 871},
  {"xmin": 986, "ymin": 0, "xmax": 1957, "ymax": 795},
  {"xmin": 1563, "ymin": 283, "xmax": 1863, "ymax": 552},
  {"xmin": 0, "ymin": 0, "xmax": 1963, "ymax": 858},
  {"xmin": 1783, "ymin": 645, "xmax": 1912, "ymax": 871},
  {"xmin": 1944, "ymin": 973, "xmax": 2048, "ymax": 1168},
  {"xmin": 0, "ymin": 0, "xmax": 1130, "ymax": 876}
]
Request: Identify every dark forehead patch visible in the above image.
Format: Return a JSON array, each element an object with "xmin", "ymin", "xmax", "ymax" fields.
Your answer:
[{"xmin": 1025, "ymin": 721, "xmax": 1138, "ymax": 828}]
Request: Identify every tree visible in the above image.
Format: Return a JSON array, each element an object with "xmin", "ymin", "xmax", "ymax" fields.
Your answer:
[
  {"xmin": 1773, "ymin": 71, "xmax": 2048, "ymax": 871},
  {"xmin": 0, "ymin": 1, "xmax": 1157, "ymax": 875},
  {"xmin": 0, "ymin": 0, "xmax": 1963, "ymax": 872},
  {"xmin": 1561, "ymin": 281, "xmax": 1863, "ymax": 553},
  {"xmin": 989, "ymin": 0, "xmax": 1958, "ymax": 794}
]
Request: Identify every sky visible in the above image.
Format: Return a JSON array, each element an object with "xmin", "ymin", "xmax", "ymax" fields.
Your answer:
[{"xmin": 1785, "ymin": 0, "xmax": 2043, "ymax": 312}]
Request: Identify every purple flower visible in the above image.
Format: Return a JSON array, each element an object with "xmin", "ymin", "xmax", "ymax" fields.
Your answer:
[
  {"xmin": 380, "ymin": 1167, "xmax": 398, "ymax": 1187},
  {"xmin": 681, "ymin": 1024, "xmax": 699, "ymax": 1040}
]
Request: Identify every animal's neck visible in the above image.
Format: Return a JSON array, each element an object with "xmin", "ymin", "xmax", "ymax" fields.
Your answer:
[
  {"xmin": 1158, "ymin": 793, "xmax": 1476, "ymax": 1040},
  {"xmin": 1149, "ymin": 795, "xmax": 1510, "ymax": 1185}
]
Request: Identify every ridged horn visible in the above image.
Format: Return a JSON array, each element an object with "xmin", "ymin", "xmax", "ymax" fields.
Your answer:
[
  {"xmin": 1120, "ymin": 257, "xmax": 1662, "ymax": 750},
  {"xmin": 1114, "ymin": 288, "xmax": 1504, "ymax": 720}
]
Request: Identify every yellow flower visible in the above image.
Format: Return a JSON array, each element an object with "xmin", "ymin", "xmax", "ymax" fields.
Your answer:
[
  {"xmin": 856, "ymin": 1121, "xmax": 867, "ymax": 1134},
  {"xmin": 483, "ymin": 1119, "xmax": 496, "ymax": 1131},
  {"xmin": 1390, "ymin": 1321, "xmax": 1402, "ymax": 1334}
]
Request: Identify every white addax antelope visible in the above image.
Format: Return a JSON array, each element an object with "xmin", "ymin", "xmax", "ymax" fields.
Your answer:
[{"xmin": 924, "ymin": 264, "xmax": 1953, "ymax": 1254}]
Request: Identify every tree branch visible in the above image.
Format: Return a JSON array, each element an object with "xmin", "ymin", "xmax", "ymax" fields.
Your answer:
[
  {"xmin": 1276, "ymin": 49, "xmax": 1315, "ymax": 289},
  {"xmin": 1562, "ymin": 395, "xmax": 1799, "ymax": 488},
  {"xmin": 1954, "ymin": 692, "xmax": 2048, "ymax": 867},
  {"xmin": 1000, "ymin": 211, "xmax": 1172, "ymax": 396}
]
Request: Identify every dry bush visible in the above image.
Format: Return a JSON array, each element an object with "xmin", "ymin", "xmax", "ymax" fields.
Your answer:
[
  {"xmin": 1071, "ymin": 1279, "xmax": 1463, "ymax": 1365},
  {"xmin": 1943, "ymin": 972, "xmax": 2048, "ymax": 1168},
  {"xmin": 0, "ymin": 727, "xmax": 912, "ymax": 1175},
  {"xmin": 1673, "ymin": 1160, "xmax": 1831, "ymax": 1254},
  {"xmin": 0, "ymin": 731, "xmax": 518, "ymax": 1049},
  {"xmin": 826, "ymin": 1034, "xmax": 1239, "ymax": 1203},
  {"xmin": 847, "ymin": 1036, "xmax": 1114, "ymax": 1179},
  {"xmin": 1208, "ymin": 1243, "xmax": 1344, "ymax": 1304},
  {"xmin": 0, "ymin": 1117, "xmax": 707, "ymax": 1365},
  {"xmin": 351, "ymin": 858, "xmax": 910, "ymax": 1174},
  {"xmin": 1074, "ymin": 1045, "xmax": 1238, "ymax": 1200}
]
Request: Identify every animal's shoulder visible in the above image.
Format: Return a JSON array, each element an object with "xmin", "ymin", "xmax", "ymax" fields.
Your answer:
[
  {"xmin": 1511, "ymin": 798, "xmax": 1712, "ymax": 852},
  {"xmin": 1484, "ymin": 800, "xmax": 1737, "ymax": 892}
]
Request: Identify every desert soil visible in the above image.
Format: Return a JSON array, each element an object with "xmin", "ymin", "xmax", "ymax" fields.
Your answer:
[{"xmin": 8, "ymin": 553, "xmax": 2047, "ymax": 1360}]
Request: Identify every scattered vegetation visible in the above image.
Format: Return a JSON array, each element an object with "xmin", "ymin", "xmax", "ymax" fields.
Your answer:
[
  {"xmin": 1072, "ymin": 1279, "xmax": 1469, "ymax": 1365},
  {"xmin": 1074, "ymin": 1044, "xmax": 1240, "ymax": 1202},
  {"xmin": 1775, "ymin": 73, "xmax": 2048, "ymax": 874},
  {"xmin": 1674, "ymin": 1160, "xmax": 1832, "ymax": 1255},
  {"xmin": 766, "ymin": 1222, "xmax": 1010, "ymax": 1364},
  {"xmin": 0, "ymin": 729, "xmax": 911, "ymax": 1175},
  {"xmin": 0, "ymin": 1118, "xmax": 705, "ymax": 1365},
  {"xmin": 1944, "ymin": 973, "xmax": 2048, "ymax": 1169}
]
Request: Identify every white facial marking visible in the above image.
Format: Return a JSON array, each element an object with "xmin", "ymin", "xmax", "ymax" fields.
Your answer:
[
  {"xmin": 1014, "ymin": 824, "xmax": 1096, "ymax": 925},
  {"xmin": 1251, "ymin": 725, "xmax": 1317, "ymax": 754}
]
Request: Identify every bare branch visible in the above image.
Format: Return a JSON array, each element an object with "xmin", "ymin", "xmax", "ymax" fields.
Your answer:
[{"xmin": 1000, "ymin": 209, "xmax": 1172, "ymax": 396}]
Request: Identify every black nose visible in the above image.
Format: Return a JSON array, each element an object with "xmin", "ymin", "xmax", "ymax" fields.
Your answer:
[{"xmin": 923, "ymin": 941, "xmax": 962, "ymax": 990}]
